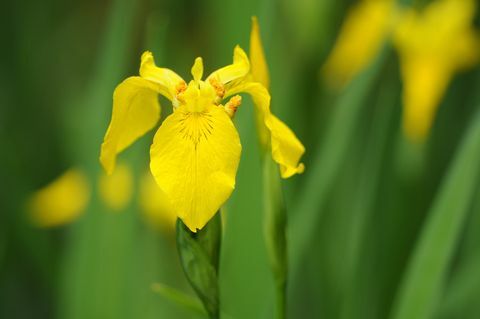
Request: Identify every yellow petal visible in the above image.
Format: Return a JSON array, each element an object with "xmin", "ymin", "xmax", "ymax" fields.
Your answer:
[
  {"xmin": 401, "ymin": 58, "xmax": 451, "ymax": 143},
  {"xmin": 228, "ymin": 82, "xmax": 305, "ymax": 178},
  {"xmin": 28, "ymin": 168, "xmax": 90, "ymax": 228},
  {"xmin": 322, "ymin": 0, "xmax": 396, "ymax": 88},
  {"xmin": 150, "ymin": 104, "xmax": 241, "ymax": 232},
  {"xmin": 393, "ymin": 0, "xmax": 480, "ymax": 143},
  {"xmin": 98, "ymin": 163, "xmax": 133, "ymax": 211},
  {"xmin": 139, "ymin": 51, "xmax": 186, "ymax": 100},
  {"xmin": 100, "ymin": 76, "xmax": 161, "ymax": 174},
  {"xmin": 191, "ymin": 57, "xmax": 204, "ymax": 82},
  {"xmin": 250, "ymin": 16, "xmax": 270, "ymax": 88},
  {"xmin": 206, "ymin": 46, "xmax": 250, "ymax": 84},
  {"xmin": 139, "ymin": 171, "xmax": 177, "ymax": 232}
]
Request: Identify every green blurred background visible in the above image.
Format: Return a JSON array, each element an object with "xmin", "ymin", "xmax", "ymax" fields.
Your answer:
[{"xmin": 1, "ymin": 0, "xmax": 480, "ymax": 318}]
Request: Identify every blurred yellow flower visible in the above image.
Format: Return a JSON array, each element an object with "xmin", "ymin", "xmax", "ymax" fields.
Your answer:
[
  {"xmin": 322, "ymin": 0, "xmax": 397, "ymax": 88},
  {"xmin": 394, "ymin": 0, "xmax": 480, "ymax": 143},
  {"xmin": 100, "ymin": 33, "xmax": 305, "ymax": 232},
  {"xmin": 28, "ymin": 168, "xmax": 90, "ymax": 228},
  {"xmin": 98, "ymin": 163, "xmax": 133, "ymax": 211},
  {"xmin": 139, "ymin": 171, "xmax": 177, "ymax": 232}
]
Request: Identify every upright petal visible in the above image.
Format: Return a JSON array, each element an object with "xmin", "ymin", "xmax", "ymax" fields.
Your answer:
[
  {"xmin": 206, "ymin": 46, "xmax": 250, "ymax": 84},
  {"xmin": 228, "ymin": 82, "xmax": 305, "ymax": 178},
  {"xmin": 100, "ymin": 76, "xmax": 161, "ymax": 174},
  {"xmin": 191, "ymin": 57, "xmax": 204, "ymax": 82},
  {"xmin": 250, "ymin": 17, "xmax": 270, "ymax": 88},
  {"xmin": 140, "ymin": 51, "xmax": 186, "ymax": 100},
  {"xmin": 150, "ymin": 104, "xmax": 241, "ymax": 232},
  {"xmin": 249, "ymin": 17, "xmax": 272, "ymax": 147}
]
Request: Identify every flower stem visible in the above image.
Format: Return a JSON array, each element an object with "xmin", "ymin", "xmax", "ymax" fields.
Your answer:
[
  {"xmin": 176, "ymin": 214, "xmax": 222, "ymax": 319},
  {"xmin": 263, "ymin": 156, "xmax": 288, "ymax": 319}
]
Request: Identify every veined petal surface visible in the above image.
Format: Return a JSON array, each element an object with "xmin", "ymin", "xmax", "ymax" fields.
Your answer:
[{"xmin": 150, "ymin": 104, "xmax": 241, "ymax": 232}]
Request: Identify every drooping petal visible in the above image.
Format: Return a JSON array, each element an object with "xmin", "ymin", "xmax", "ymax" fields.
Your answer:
[
  {"xmin": 250, "ymin": 16, "xmax": 270, "ymax": 89},
  {"xmin": 139, "ymin": 51, "xmax": 186, "ymax": 100},
  {"xmin": 28, "ymin": 168, "xmax": 90, "ymax": 228},
  {"xmin": 249, "ymin": 17, "xmax": 273, "ymax": 148},
  {"xmin": 228, "ymin": 82, "xmax": 305, "ymax": 178},
  {"xmin": 98, "ymin": 163, "xmax": 133, "ymax": 211},
  {"xmin": 150, "ymin": 104, "xmax": 241, "ymax": 232},
  {"xmin": 206, "ymin": 46, "xmax": 250, "ymax": 84},
  {"xmin": 401, "ymin": 58, "xmax": 451, "ymax": 143},
  {"xmin": 100, "ymin": 76, "xmax": 161, "ymax": 174}
]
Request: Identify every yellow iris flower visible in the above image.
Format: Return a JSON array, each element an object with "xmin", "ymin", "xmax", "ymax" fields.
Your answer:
[
  {"xmin": 100, "ymin": 21, "xmax": 305, "ymax": 232},
  {"xmin": 394, "ymin": 0, "xmax": 479, "ymax": 143}
]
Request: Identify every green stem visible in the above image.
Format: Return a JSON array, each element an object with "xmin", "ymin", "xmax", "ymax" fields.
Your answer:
[
  {"xmin": 176, "ymin": 214, "xmax": 222, "ymax": 319},
  {"xmin": 263, "ymin": 157, "xmax": 287, "ymax": 319}
]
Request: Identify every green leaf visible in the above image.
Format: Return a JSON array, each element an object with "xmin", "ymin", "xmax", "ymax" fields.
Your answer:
[
  {"xmin": 290, "ymin": 45, "xmax": 389, "ymax": 266},
  {"xmin": 151, "ymin": 283, "xmax": 207, "ymax": 317},
  {"xmin": 176, "ymin": 214, "xmax": 221, "ymax": 319},
  {"xmin": 390, "ymin": 108, "xmax": 480, "ymax": 319}
]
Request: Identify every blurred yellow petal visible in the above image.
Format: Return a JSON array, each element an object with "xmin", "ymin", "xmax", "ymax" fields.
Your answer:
[
  {"xmin": 206, "ymin": 46, "xmax": 250, "ymax": 84},
  {"xmin": 322, "ymin": 0, "xmax": 396, "ymax": 88},
  {"xmin": 250, "ymin": 16, "xmax": 270, "ymax": 88},
  {"xmin": 100, "ymin": 77, "xmax": 161, "ymax": 174},
  {"xmin": 401, "ymin": 59, "xmax": 451, "ymax": 143},
  {"xmin": 98, "ymin": 163, "xmax": 133, "ymax": 211},
  {"xmin": 28, "ymin": 169, "xmax": 90, "ymax": 228},
  {"xmin": 150, "ymin": 103, "xmax": 241, "ymax": 232},
  {"xmin": 394, "ymin": 0, "xmax": 480, "ymax": 143},
  {"xmin": 139, "ymin": 51, "xmax": 186, "ymax": 100},
  {"xmin": 139, "ymin": 171, "xmax": 176, "ymax": 232},
  {"xmin": 228, "ymin": 82, "xmax": 305, "ymax": 178}
]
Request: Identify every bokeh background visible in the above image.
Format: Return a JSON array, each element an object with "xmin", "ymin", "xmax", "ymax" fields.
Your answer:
[{"xmin": 1, "ymin": 0, "xmax": 480, "ymax": 318}]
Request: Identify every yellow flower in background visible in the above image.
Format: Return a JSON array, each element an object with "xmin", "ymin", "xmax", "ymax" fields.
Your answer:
[
  {"xmin": 98, "ymin": 163, "xmax": 133, "ymax": 211},
  {"xmin": 100, "ymin": 21, "xmax": 305, "ymax": 232},
  {"xmin": 394, "ymin": 0, "xmax": 479, "ymax": 143},
  {"xmin": 28, "ymin": 169, "xmax": 90, "ymax": 228},
  {"xmin": 139, "ymin": 172, "xmax": 177, "ymax": 232},
  {"xmin": 322, "ymin": 0, "xmax": 397, "ymax": 88}
]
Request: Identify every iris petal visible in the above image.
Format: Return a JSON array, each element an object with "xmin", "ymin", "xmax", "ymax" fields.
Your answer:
[
  {"xmin": 100, "ymin": 76, "xmax": 161, "ymax": 174},
  {"xmin": 150, "ymin": 104, "xmax": 241, "ymax": 232},
  {"xmin": 139, "ymin": 51, "xmax": 185, "ymax": 100},
  {"xmin": 206, "ymin": 46, "xmax": 250, "ymax": 84},
  {"xmin": 250, "ymin": 17, "xmax": 270, "ymax": 88},
  {"xmin": 228, "ymin": 82, "xmax": 305, "ymax": 178}
]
